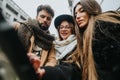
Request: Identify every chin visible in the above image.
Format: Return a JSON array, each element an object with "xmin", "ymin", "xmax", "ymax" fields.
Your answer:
[
  {"xmin": 62, "ymin": 37, "xmax": 67, "ymax": 40},
  {"xmin": 79, "ymin": 25, "xmax": 84, "ymax": 28},
  {"xmin": 79, "ymin": 23, "xmax": 87, "ymax": 28}
]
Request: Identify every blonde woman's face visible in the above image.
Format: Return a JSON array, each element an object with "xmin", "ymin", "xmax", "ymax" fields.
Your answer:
[
  {"xmin": 75, "ymin": 4, "xmax": 89, "ymax": 28},
  {"xmin": 59, "ymin": 21, "xmax": 72, "ymax": 40}
]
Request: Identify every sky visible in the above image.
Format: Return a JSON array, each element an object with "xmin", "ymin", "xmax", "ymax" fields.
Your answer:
[
  {"xmin": 73, "ymin": 0, "xmax": 120, "ymax": 12},
  {"xmin": 12, "ymin": 0, "xmax": 120, "ymax": 36}
]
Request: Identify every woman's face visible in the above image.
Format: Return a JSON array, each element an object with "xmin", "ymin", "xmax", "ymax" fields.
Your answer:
[
  {"xmin": 75, "ymin": 4, "xmax": 90, "ymax": 28},
  {"xmin": 59, "ymin": 21, "xmax": 72, "ymax": 40}
]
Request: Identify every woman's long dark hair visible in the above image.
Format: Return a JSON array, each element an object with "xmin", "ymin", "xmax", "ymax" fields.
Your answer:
[
  {"xmin": 73, "ymin": 0, "xmax": 120, "ymax": 80},
  {"xmin": 73, "ymin": 0, "xmax": 101, "ymax": 80}
]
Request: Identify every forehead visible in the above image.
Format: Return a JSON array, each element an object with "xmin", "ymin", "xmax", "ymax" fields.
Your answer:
[
  {"xmin": 38, "ymin": 10, "xmax": 52, "ymax": 17},
  {"xmin": 75, "ymin": 4, "xmax": 82, "ymax": 11}
]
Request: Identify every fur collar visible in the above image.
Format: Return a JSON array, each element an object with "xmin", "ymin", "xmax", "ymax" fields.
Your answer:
[{"xmin": 18, "ymin": 18, "xmax": 54, "ymax": 51}]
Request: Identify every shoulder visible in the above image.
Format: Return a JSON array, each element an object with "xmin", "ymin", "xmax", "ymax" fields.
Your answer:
[
  {"xmin": 95, "ymin": 20, "xmax": 120, "ymax": 30},
  {"xmin": 95, "ymin": 10, "xmax": 120, "ymax": 29},
  {"xmin": 12, "ymin": 21, "xmax": 27, "ymax": 31},
  {"xmin": 95, "ymin": 20, "xmax": 120, "ymax": 37},
  {"xmin": 102, "ymin": 10, "xmax": 120, "ymax": 15},
  {"xmin": 97, "ymin": 10, "xmax": 120, "ymax": 18},
  {"xmin": 96, "ymin": 10, "xmax": 120, "ymax": 25}
]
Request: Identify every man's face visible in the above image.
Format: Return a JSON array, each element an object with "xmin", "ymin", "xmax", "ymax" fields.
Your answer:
[{"xmin": 36, "ymin": 10, "xmax": 52, "ymax": 31}]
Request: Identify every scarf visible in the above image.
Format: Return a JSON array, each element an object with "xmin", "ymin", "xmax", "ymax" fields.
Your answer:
[
  {"xmin": 18, "ymin": 18, "xmax": 54, "ymax": 51},
  {"xmin": 54, "ymin": 35, "xmax": 77, "ymax": 60}
]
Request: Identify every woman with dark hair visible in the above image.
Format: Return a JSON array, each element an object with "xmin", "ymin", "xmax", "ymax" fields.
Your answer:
[{"xmin": 73, "ymin": 0, "xmax": 120, "ymax": 80}]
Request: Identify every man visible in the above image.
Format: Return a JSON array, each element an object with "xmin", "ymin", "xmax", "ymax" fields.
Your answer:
[{"xmin": 14, "ymin": 4, "xmax": 57, "ymax": 67}]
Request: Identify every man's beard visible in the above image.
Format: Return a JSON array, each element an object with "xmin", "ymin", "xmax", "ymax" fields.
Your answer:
[{"xmin": 40, "ymin": 24, "xmax": 49, "ymax": 31}]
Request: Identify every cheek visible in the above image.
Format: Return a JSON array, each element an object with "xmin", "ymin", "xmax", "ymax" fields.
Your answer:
[
  {"xmin": 69, "ymin": 29, "xmax": 72, "ymax": 34},
  {"xmin": 81, "ymin": 14, "xmax": 89, "ymax": 27},
  {"xmin": 84, "ymin": 18, "xmax": 89, "ymax": 24},
  {"xmin": 84, "ymin": 16, "xmax": 89, "ymax": 25},
  {"xmin": 59, "ymin": 30, "xmax": 62, "ymax": 35},
  {"xmin": 36, "ymin": 17, "xmax": 42, "ymax": 23},
  {"xmin": 36, "ymin": 16, "xmax": 40, "ymax": 20},
  {"xmin": 47, "ymin": 21, "xmax": 51, "ymax": 25}
]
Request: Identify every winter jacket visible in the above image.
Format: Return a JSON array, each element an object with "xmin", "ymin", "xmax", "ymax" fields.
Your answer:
[
  {"xmin": 41, "ymin": 48, "xmax": 82, "ymax": 80},
  {"xmin": 41, "ymin": 62, "xmax": 81, "ymax": 80},
  {"xmin": 93, "ymin": 18, "xmax": 120, "ymax": 80},
  {"xmin": 13, "ymin": 19, "xmax": 57, "ymax": 67}
]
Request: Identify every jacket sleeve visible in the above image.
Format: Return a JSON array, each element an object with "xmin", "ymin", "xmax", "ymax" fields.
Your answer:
[
  {"xmin": 44, "ymin": 45, "xmax": 58, "ymax": 67},
  {"xmin": 17, "ymin": 23, "xmax": 33, "ymax": 52},
  {"xmin": 41, "ymin": 62, "xmax": 81, "ymax": 80}
]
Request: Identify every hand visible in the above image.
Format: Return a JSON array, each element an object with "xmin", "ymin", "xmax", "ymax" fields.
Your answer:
[
  {"xmin": 27, "ymin": 53, "xmax": 46, "ymax": 79},
  {"xmin": 27, "ymin": 53, "xmax": 40, "ymax": 71},
  {"xmin": 36, "ymin": 68, "xmax": 45, "ymax": 78}
]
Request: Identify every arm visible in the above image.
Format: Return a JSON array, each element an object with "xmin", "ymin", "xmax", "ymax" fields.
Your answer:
[
  {"xmin": 17, "ymin": 23, "xmax": 33, "ymax": 52},
  {"xmin": 40, "ymin": 62, "xmax": 81, "ymax": 80},
  {"xmin": 27, "ymin": 53, "xmax": 81, "ymax": 80},
  {"xmin": 44, "ymin": 45, "xmax": 58, "ymax": 67}
]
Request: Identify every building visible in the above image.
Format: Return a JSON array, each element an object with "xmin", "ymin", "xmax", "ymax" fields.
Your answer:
[
  {"xmin": 68, "ymin": 0, "xmax": 73, "ymax": 14},
  {"xmin": 0, "ymin": 0, "xmax": 30, "ymax": 24}
]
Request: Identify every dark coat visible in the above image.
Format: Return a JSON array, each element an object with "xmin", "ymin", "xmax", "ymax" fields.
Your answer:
[
  {"xmin": 41, "ymin": 49, "xmax": 81, "ymax": 80},
  {"xmin": 93, "ymin": 20, "xmax": 120, "ymax": 80},
  {"xmin": 41, "ymin": 62, "xmax": 81, "ymax": 80}
]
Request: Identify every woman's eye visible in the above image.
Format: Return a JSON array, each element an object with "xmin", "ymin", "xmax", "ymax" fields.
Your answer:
[{"xmin": 80, "ymin": 9, "xmax": 85, "ymax": 12}]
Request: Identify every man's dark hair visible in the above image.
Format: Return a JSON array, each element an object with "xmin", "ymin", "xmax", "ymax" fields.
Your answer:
[{"xmin": 37, "ymin": 4, "xmax": 54, "ymax": 17}]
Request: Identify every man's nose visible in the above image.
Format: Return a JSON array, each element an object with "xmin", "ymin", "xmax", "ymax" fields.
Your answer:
[{"xmin": 43, "ymin": 17, "xmax": 47, "ymax": 22}]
